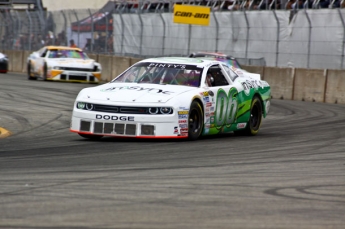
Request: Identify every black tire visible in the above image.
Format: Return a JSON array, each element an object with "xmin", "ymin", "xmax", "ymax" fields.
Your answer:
[
  {"xmin": 235, "ymin": 96, "xmax": 263, "ymax": 136},
  {"xmin": 27, "ymin": 62, "xmax": 36, "ymax": 80},
  {"xmin": 43, "ymin": 64, "xmax": 47, "ymax": 81},
  {"xmin": 78, "ymin": 133, "xmax": 103, "ymax": 140},
  {"xmin": 188, "ymin": 100, "xmax": 204, "ymax": 140}
]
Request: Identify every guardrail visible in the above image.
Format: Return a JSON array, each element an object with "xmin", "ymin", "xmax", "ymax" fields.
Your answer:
[{"xmin": 1, "ymin": 49, "xmax": 345, "ymax": 104}]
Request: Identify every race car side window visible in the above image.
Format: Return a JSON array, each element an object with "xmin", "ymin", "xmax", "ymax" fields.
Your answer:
[
  {"xmin": 207, "ymin": 65, "xmax": 229, "ymax": 87},
  {"xmin": 222, "ymin": 64, "xmax": 239, "ymax": 82},
  {"xmin": 41, "ymin": 50, "xmax": 47, "ymax": 57}
]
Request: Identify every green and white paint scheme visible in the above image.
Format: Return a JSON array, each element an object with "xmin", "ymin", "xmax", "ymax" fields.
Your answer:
[{"xmin": 70, "ymin": 57, "xmax": 271, "ymax": 140}]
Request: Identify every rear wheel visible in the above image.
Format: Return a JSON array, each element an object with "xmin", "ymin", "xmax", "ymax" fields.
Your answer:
[
  {"xmin": 188, "ymin": 100, "xmax": 204, "ymax": 140},
  {"xmin": 78, "ymin": 133, "xmax": 103, "ymax": 140},
  {"xmin": 235, "ymin": 96, "xmax": 262, "ymax": 136}
]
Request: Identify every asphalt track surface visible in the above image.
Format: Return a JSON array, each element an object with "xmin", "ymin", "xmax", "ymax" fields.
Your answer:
[{"xmin": 0, "ymin": 72, "xmax": 344, "ymax": 229}]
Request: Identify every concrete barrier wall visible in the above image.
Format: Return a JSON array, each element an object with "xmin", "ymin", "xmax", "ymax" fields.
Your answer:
[
  {"xmin": 98, "ymin": 54, "xmax": 113, "ymax": 82},
  {"xmin": 22, "ymin": 51, "xmax": 32, "ymax": 73},
  {"xmin": 3, "ymin": 50, "xmax": 345, "ymax": 105},
  {"xmin": 325, "ymin": 69, "xmax": 345, "ymax": 104},
  {"xmin": 130, "ymin": 57, "xmax": 144, "ymax": 66},
  {"xmin": 112, "ymin": 56, "xmax": 131, "ymax": 79},
  {"xmin": 264, "ymin": 67, "xmax": 294, "ymax": 100},
  {"xmin": 293, "ymin": 68, "xmax": 326, "ymax": 103},
  {"xmin": 11, "ymin": 50, "xmax": 24, "ymax": 73},
  {"xmin": 242, "ymin": 65, "xmax": 265, "ymax": 79},
  {"xmin": 87, "ymin": 53, "xmax": 98, "ymax": 62}
]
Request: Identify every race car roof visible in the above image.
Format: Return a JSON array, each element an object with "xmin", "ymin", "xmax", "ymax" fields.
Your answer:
[
  {"xmin": 45, "ymin": 46, "xmax": 83, "ymax": 51},
  {"xmin": 189, "ymin": 51, "xmax": 236, "ymax": 59},
  {"xmin": 138, "ymin": 57, "xmax": 219, "ymax": 67}
]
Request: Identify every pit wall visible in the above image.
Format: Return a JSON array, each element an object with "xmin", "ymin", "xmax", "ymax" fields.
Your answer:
[{"xmin": 2, "ymin": 50, "xmax": 345, "ymax": 105}]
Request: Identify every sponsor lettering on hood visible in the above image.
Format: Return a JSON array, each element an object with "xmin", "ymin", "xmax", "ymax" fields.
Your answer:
[{"xmin": 100, "ymin": 86, "xmax": 174, "ymax": 95}]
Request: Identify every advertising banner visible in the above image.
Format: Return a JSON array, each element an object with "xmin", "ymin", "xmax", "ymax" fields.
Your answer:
[{"xmin": 173, "ymin": 4, "xmax": 210, "ymax": 26}]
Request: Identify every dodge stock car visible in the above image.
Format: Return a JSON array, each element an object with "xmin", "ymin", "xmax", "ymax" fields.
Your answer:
[
  {"xmin": 27, "ymin": 46, "xmax": 102, "ymax": 83},
  {"xmin": 70, "ymin": 57, "xmax": 271, "ymax": 140}
]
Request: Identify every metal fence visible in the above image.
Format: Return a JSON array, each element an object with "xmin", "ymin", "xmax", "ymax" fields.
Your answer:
[{"xmin": 1, "ymin": 0, "xmax": 345, "ymax": 68}]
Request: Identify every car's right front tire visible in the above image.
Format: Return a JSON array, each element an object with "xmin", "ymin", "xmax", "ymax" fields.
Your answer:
[{"xmin": 234, "ymin": 96, "xmax": 263, "ymax": 136}]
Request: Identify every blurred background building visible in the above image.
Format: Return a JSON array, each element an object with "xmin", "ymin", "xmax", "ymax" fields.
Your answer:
[{"xmin": 42, "ymin": 0, "xmax": 109, "ymax": 11}]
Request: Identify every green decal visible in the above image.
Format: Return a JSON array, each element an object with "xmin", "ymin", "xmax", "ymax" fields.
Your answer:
[{"xmin": 215, "ymin": 88, "xmax": 238, "ymax": 130}]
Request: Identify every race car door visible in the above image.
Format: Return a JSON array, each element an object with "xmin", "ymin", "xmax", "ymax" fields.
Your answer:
[
  {"xmin": 204, "ymin": 64, "xmax": 239, "ymax": 133},
  {"xmin": 34, "ymin": 47, "xmax": 48, "ymax": 75}
]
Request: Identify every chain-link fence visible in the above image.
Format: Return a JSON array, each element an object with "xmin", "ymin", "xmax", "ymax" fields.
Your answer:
[{"xmin": 1, "ymin": 0, "xmax": 345, "ymax": 68}]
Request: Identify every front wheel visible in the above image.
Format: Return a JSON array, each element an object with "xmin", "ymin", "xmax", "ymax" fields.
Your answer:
[
  {"xmin": 27, "ymin": 62, "xmax": 36, "ymax": 80},
  {"xmin": 235, "ymin": 96, "xmax": 262, "ymax": 136},
  {"xmin": 42, "ymin": 64, "xmax": 47, "ymax": 81},
  {"xmin": 78, "ymin": 133, "xmax": 103, "ymax": 140},
  {"xmin": 188, "ymin": 100, "xmax": 204, "ymax": 140}
]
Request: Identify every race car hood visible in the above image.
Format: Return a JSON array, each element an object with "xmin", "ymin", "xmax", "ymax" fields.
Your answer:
[
  {"xmin": 48, "ymin": 58, "xmax": 96, "ymax": 68},
  {"xmin": 79, "ymin": 83, "xmax": 195, "ymax": 103}
]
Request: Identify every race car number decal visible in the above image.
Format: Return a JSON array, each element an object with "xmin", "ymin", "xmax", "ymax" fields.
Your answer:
[{"xmin": 214, "ymin": 88, "xmax": 238, "ymax": 129}]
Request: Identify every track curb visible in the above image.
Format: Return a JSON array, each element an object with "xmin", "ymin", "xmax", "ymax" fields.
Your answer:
[{"xmin": 0, "ymin": 127, "xmax": 12, "ymax": 138}]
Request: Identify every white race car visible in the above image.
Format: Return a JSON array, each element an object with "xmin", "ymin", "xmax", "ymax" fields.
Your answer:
[
  {"xmin": 27, "ymin": 46, "xmax": 102, "ymax": 83},
  {"xmin": 70, "ymin": 57, "xmax": 271, "ymax": 140}
]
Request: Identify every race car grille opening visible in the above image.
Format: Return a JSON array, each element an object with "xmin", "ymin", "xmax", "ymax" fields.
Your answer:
[
  {"xmin": 141, "ymin": 125, "xmax": 155, "ymax": 136},
  {"xmin": 126, "ymin": 124, "xmax": 136, "ymax": 135},
  {"xmin": 85, "ymin": 104, "xmax": 173, "ymax": 115},
  {"xmin": 89, "ymin": 121, "xmax": 137, "ymax": 136},
  {"xmin": 60, "ymin": 67, "xmax": 94, "ymax": 72},
  {"xmin": 69, "ymin": 75, "xmax": 87, "ymax": 81},
  {"xmin": 94, "ymin": 122, "xmax": 103, "ymax": 134},
  {"xmin": 80, "ymin": 120, "xmax": 91, "ymax": 132}
]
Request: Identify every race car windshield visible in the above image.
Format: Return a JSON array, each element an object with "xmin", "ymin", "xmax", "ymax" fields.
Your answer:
[
  {"xmin": 48, "ymin": 49, "xmax": 89, "ymax": 59},
  {"xmin": 112, "ymin": 62, "xmax": 202, "ymax": 87}
]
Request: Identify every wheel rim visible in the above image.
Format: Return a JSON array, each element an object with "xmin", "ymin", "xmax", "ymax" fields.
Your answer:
[
  {"xmin": 189, "ymin": 108, "xmax": 201, "ymax": 134},
  {"xmin": 250, "ymin": 102, "xmax": 261, "ymax": 130}
]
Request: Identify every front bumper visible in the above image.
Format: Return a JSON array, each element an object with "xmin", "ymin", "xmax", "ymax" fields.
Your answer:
[
  {"xmin": 70, "ymin": 109, "xmax": 189, "ymax": 138},
  {"xmin": 48, "ymin": 69, "xmax": 101, "ymax": 83}
]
